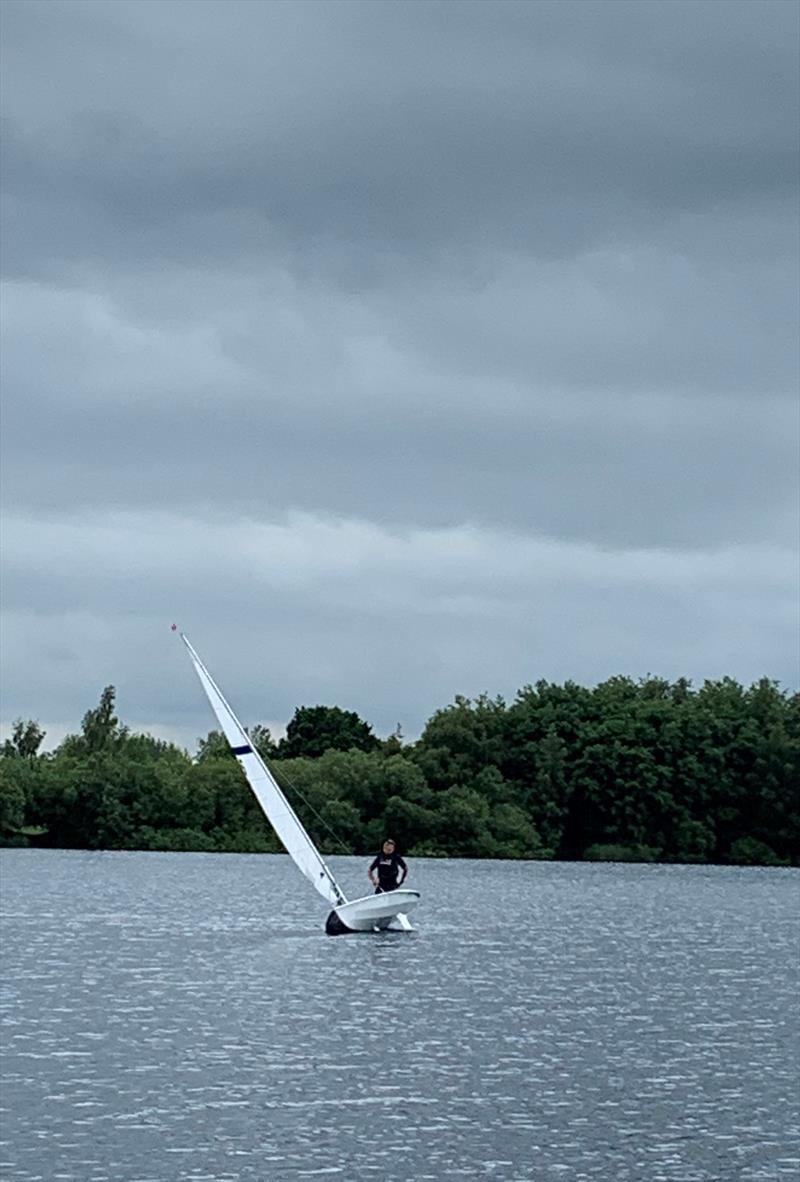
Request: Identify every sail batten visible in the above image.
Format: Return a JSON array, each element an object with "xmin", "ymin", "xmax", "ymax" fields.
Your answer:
[{"xmin": 181, "ymin": 634, "xmax": 346, "ymax": 908}]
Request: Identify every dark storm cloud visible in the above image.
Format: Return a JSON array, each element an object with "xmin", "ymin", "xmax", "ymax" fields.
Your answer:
[
  {"xmin": 2, "ymin": 0, "xmax": 797, "ymax": 271},
  {"xmin": 1, "ymin": 0, "xmax": 797, "ymax": 744},
  {"xmin": 2, "ymin": 257, "xmax": 796, "ymax": 549}
]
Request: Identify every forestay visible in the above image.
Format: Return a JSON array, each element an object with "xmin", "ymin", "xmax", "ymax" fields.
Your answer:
[{"xmin": 180, "ymin": 633, "xmax": 346, "ymax": 908}]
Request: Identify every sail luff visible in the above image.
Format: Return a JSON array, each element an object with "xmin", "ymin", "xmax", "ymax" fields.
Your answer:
[{"xmin": 181, "ymin": 633, "xmax": 346, "ymax": 907}]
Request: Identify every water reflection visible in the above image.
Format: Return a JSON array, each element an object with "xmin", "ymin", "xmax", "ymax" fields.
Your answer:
[{"xmin": 0, "ymin": 850, "xmax": 797, "ymax": 1180}]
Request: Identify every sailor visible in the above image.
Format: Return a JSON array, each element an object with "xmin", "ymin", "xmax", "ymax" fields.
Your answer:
[{"xmin": 368, "ymin": 838, "xmax": 408, "ymax": 894}]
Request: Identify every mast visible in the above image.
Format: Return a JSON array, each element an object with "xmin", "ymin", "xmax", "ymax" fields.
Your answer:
[{"xmin": 180, "ymin": 633, "xmax": 347, "ymax": 908}]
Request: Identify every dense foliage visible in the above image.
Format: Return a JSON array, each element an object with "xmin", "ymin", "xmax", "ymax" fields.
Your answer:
[{"xmin": 1, "ymin": 677, "xmax": 797, "ymax": 865}]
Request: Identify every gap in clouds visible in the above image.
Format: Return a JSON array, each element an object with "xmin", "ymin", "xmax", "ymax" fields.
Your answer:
[{"xmin": 1, "ymin": 508, "xmax": 796, "ymax": 753}]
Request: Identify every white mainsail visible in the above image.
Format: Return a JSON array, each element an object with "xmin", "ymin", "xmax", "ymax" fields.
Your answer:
[{"xmin": 180, "ymin": 633, "xmax": 347, "ymax": 908}]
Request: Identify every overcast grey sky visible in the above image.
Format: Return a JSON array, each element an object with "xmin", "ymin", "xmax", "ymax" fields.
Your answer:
[{"xmin": 1, "ymin": 0, "xmax": 798, "ymax": 752}]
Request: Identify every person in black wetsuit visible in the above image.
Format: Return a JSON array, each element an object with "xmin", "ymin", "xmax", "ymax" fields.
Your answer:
[{"xmin": 368, "ymin": 838, "xmax": 407, "ymax": 894}]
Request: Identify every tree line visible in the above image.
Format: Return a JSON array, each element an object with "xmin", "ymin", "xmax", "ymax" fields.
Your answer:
[{"xmin": 1, "ymin": 676, "xmax": 797, "ymax": 866}]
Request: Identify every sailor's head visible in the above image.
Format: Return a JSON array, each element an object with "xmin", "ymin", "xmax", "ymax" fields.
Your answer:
[{"xmin": 382, "ymin": 838, "xmax": 396, "ymax": 854}]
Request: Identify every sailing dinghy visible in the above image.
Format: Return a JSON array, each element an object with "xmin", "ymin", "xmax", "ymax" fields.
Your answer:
[{"xmin": 179, "ymin": 632, "xmax": 420, "ymax": 934}]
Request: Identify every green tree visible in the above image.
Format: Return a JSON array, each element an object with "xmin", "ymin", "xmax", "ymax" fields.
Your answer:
[
  {"xmin": 3, "ymin": 719, "xmax": 46, "ymax": 758},
  {"xmin": 196, "ymin": 729, "xmax": 234, "ymax": 762},
  {"xmin": 317, "ymin": 798, "xmax": 363, "ymax": 852},
  {"xmin": 489, "ymin": 802, "xmax": 545, "ymax": 859},
  {"xmin": 729, "ymin": 836, "xmax": 786, "ymax": 866},
  {"xmin": 181, "ymin": 758, "xmax": 276, "ymax": 851},
  {"xmin": 196, "ymin": 724, "xmax": 276, "ymax": 763},
  {"xmin": 0, "ymin": 763, "xmax": 27, "ymax": 838},
  {"xmin": 248, "ymin": 724, "xmax": 276, "ymax": 761},
  {"xmin": 279, "ymin": 705, "xmax": 378, "ymax": 759},
  {"xmin": 8, "ymin": 669, "xmax": 797, "ymax": 866},
  {"xmin": 413, "ymin": 693, "xmax": 507, "ymax": 793},
  {"xmin": 739, "ymin": 681, "xmax": 799, "ymax": 863},
  {"xmin": 381, "ymin": 796, "xmax": 440, "ymax": 854},
  {"xmin": 81, "ymin": 686, "xmax": 128, "ymax": 753},
  {"xmin": 531, "ymin": 726, "xmax": 568, "ymax": 855},
  {"xmin": 0, "ymin": 719, "xmax": 48, "ymax": 843},
  {"xmin": 432, "ymin": 784, "xmax": 494, "ymax": 857}
]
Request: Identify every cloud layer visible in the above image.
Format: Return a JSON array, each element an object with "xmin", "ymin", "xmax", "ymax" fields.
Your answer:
[{"xmin": 1, "ymin": 0, "xmax": 797, "ymax": 748}]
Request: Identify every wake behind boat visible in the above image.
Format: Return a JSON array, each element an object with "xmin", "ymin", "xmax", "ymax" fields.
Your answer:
[{"xmin": 178, "ymin": 631, "xmax": 420, "ymax": 934}]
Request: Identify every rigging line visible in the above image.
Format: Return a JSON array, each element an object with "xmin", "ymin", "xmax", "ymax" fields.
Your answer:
[
  {"xmin": 267, "ymin": 762, "xmax": 355, "ymax": 859},
  {"xmin": 208, "ymin": 728, "xmax": 352, "ymax": 861},
  {"xmin": 274, "ymin": 769, "xmax": 355, "ymax": 858},
  {"xmin": 244, "ymin": 731, "xmax": 355, "ymax": 858},
  {"xmin": 243, "ymin": 742, "xmax": 346, "ymax": 905}
]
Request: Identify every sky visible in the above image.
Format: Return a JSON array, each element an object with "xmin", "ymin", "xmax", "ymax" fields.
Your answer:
[{"xmin": 1, "ymin": 0, "xmax": 798, "ymax": 753}]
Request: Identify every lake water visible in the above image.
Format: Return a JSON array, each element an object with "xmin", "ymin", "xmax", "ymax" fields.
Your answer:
[{"xmin": 0, "ymin": 850, "xmax": 798, "ymax": 1182}]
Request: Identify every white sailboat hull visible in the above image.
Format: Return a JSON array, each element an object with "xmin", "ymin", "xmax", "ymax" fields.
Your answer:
[{"xmin": 327, "ymin": 889, "xmax": 421, "ymax": 933}]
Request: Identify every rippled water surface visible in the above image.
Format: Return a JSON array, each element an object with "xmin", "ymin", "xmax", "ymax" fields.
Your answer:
[{"xmin": 1, "ymin": 851, "xmax": 798, "ymax": 1181}]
